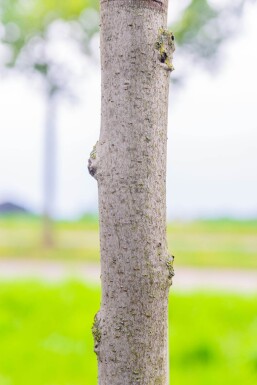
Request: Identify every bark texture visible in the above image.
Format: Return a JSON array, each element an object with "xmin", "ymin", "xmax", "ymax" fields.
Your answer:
[{"xmin": 89, "ymin": 1, "xmax": 174, "ymax": 384}]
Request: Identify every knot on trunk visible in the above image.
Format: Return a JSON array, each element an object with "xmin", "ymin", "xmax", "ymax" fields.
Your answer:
[
  {"xmin": 155, "ymin": 28, "xmax": 175, "ymax": 72},
  {"xmin": 92, "ymin": 311, "xmax": 101, "ymax": 355},
  {"xmin": 166, "ymin": 254, "xmax": 175, "ymax": 285},
  {"xmin": 88, "ymin": 141, "xmax": 99, "ymax": 180}
]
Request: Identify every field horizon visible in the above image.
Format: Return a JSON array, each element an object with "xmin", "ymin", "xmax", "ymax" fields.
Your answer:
[{"xmin": 0, "ymin": 214, "xmax": 256, "ymax": 269}]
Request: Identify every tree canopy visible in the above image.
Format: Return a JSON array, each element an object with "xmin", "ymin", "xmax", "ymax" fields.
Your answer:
[
  {"xmin": 0, "ymin": 0, "xmax": 99, "ymax": 95},
  {"xmin": 174, "ymin": 0, "xmax": 253, "ymax": 67},
  {"xmin": 0, "ymin": 0, "xmax": 254, "ymax": 86}
]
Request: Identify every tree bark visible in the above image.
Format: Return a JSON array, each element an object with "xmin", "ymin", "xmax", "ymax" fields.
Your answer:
[{"xmin": 89, "ymin": 1, "xmax": 175, "ymax": 384}]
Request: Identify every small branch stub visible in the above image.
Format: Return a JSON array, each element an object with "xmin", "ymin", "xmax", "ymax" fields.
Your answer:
[
  {"xmin": 155, "ymin": 27, "xmax": 175, "ymax": 71},
  {"xmin": 88, "ymin": 141, "xmax": 99, "ymax": 179},
  {"xmin": 166, "ymin": 254, "xmax": 175, "ymax": 285},
  {"xmin": 92, "ymin": 312, "xmax": 101, "ymax": 355}
]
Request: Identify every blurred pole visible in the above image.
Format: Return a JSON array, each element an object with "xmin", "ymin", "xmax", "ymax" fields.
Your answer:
[{"xmin": 42, "ymin": 94, "xmax": 57, "ymax": 248}]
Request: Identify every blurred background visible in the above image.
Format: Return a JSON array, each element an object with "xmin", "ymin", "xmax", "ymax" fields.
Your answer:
[{"xmin": 0, "ymin": 1, "xmax": 256, "ymax": 385}]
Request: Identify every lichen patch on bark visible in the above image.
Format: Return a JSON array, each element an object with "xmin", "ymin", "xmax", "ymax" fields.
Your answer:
[
  {"xmin": 92, "ymin": 312, "xmax": 102, "ymax": 355},
  {"xmin": 155, "ymin": 27, "xmax": 175, "ymax": 71},
  {"xmin": 166, "ymin": 254, "xmax": 175, "ymax": 283}
]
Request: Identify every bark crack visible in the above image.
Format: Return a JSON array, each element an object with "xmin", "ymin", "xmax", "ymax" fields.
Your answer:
[{"xmin": 152, "ymin": 0, "xmax": 164, "ymax": 5}]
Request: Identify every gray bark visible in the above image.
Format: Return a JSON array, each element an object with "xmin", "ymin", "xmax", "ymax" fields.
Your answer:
[{"xmin": 89, "ymin": 1, "xmax": 175, "ymax": 384}]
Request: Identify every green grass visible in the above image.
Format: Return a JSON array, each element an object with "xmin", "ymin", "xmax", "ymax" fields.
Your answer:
[
  {"xmin": 0, "ymin": 215, "xmax": 256, "ymax": 268},
  {"xmin": 0, "ymin": 281, "xmax": 256, "ymax": 385}
]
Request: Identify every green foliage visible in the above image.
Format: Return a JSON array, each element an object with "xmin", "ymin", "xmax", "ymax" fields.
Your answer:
[
  {"xmin": 0, "ymin": 0, "xmax": 99, "ymax": 44},
  {"xmin": 0, "ymin": 281, "xmax": 256, "ymax": 385},
  {"xmin": 0, "ymin": 0, "xmax": 99, "ymax": 95},
  {"xmin": 0, "ymin": 215, "xmax": 256, "ymax": 269},
  {"xmin": 173, "ymin": 0, "xmax": 218, "ymax": 59},
  {"xmin": 0, "ymin": 0, "xmax": 252, "ymax": 78},
  {"xmin": 172, "ymin": 0, "xmax": 250, "ymax": 66}
]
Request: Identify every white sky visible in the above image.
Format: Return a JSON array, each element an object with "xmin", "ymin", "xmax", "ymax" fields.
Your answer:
[{"xmin": 0, "ymin": 1, "xmax": 256, "ymax": 219}]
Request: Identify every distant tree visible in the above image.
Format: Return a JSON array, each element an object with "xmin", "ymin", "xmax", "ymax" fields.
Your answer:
[{"xmin": 0, "ymin": 0, "xmax": 99, "ymax": 246}]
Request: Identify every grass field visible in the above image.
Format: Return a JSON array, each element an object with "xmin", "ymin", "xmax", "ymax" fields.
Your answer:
[
  {"xmin": 0, "ymin": 215, "xmax": 256, "ymax": 268},
  {"xmin": 0, "ymin": 281, "xmax": 256, "ymax": 385}
]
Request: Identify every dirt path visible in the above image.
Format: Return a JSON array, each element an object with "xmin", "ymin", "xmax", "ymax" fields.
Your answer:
[{"xmin": 0, "ymin": 259, "xmax": 256, "ymax": 293}]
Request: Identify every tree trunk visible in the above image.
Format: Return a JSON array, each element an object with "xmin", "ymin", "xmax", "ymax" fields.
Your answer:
[
  {"xmin": 88, "ymin": 1, "xmax": 175, "ymax": 384},
  {"xmin": 42, "ymin": 95, "xmax": 57, "ymax": 248}
]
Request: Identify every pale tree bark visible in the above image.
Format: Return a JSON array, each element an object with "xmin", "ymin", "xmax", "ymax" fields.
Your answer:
[{"xmin": 88, "ymin": 1, "xmax": 175, "ymax": 384}]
